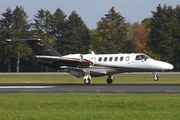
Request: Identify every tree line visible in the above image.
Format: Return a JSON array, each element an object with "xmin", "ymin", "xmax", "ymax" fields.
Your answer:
[{"xmin": 0, "ymin": 4, "xmax": 180, "ymax": 72}]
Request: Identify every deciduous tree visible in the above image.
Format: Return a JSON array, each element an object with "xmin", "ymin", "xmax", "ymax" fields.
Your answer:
[{"xmin": 131, "ymin": 23, "xmax": 149, "ymax": 53}]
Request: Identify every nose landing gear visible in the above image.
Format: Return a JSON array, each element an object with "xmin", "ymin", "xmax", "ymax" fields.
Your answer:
[
  {"xmin": 153, "ymin": 72, "xmax": 159, "ymax": 81},
  {"xmin": 153, "ymin": 75, "xmax": 159, "ymax": 81}
]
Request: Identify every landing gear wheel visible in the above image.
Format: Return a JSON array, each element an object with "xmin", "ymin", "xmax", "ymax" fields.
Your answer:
[
  {"xmin": 107, "ymin": 78, "xmax": 113, "ymax": 84},
  {"xmin": 83, "ymin": 74, "xmax": 91, "ymax": 85},
  {"xmin": 84, "ymin": 78, "xmax": 90, "ymax": 84},
  {"xmin": 153, "ymin": 75, "xmax": 159, "ymax": 81},
  {"xmin": 107, "ymin": 75, "xmax": 114, "ymax": 84}
]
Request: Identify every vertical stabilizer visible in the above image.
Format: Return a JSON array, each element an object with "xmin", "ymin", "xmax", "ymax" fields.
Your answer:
[{"xmin": 24, "ymin": 38, "xmax": 61, "ymax": 56}]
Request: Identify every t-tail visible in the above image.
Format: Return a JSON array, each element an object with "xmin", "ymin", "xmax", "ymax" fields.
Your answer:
[
  {"xmin": 27, "ymin": 38, "xmax": 60, "ymax": 55},
  {"xmin": 6, "ymin": 38, "xmax": 61, "ymax": 68}
]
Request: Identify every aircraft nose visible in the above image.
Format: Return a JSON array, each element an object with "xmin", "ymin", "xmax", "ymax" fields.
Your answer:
[
  {"xmin": 155, "ymin": 61, "xmax": 174, "ymax": 70},
  {"xmin": 164, "ymin": 63, "xmax": 174, "ymax": 70}
]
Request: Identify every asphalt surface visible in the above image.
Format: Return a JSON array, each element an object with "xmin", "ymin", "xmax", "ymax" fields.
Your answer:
[{"xmin": 0, "ymin": 84, "xmax": 180, "ymax": 93}]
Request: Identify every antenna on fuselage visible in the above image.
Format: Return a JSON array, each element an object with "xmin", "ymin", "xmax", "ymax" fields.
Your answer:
[{"xmin": 91, "ymin": 51, "xmax": 95, "ymax": 55}]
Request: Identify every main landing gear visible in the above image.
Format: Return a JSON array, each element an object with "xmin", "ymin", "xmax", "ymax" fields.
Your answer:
[
  {"xmin": 84, "ymin": 75, "xmax": 91, "ymax": 84},
  {"xmin": 107, "ymin": 75, "xmax": 114, "ymax": 84},
  {"xmin": 83, "ymin": 74, "xmax": 114, "ymax": 84}
]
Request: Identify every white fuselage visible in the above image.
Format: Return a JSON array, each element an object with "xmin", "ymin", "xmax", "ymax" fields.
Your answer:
[{"xmin": 63, "ymin": 53, "xmax": 173, "ymax": 75}]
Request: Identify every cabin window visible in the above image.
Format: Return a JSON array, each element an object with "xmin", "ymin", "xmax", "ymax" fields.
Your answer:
[
  {"xmin": 98, "ymin": 57, "xmax": 102, "ymax": 62},
  {"xmin": 104, "ymin": 57, "xmax": 107, "ymax": 62},
  {"xmin": 125, "ymin": 56, "xmax": 130, "ymax": 61},
  {"xmin": 114, "ymin": 57, "xmax": 118, "ymax": 61},
  {"xmin": 109, "ymin": 57, "xmax": 113, "ymax": 61},
  {"xmin": 120, "ymin": 57, "xmax": 123, "ymax": 61}
]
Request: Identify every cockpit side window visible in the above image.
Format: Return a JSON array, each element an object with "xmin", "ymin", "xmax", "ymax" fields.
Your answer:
[
  {"xmin": 135, "ymin": 54, "xmax": 152, "ymax": 61},
  {"xmin": 141, "ymin": 55, "xmax": 146, "ymax": 60},
  {"xmin": 135, "ymin": 55, "xmax": 141, "ymax": 60}
]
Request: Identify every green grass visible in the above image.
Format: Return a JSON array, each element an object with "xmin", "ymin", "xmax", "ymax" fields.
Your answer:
[
  {"xmin": 0, "ymin": 73, "xmax": 179, "ymax": 84},
  {"xmin": 0, "ymin": 93, "xmax": 180, "ymax": 120},
  {"xmin": 0, "ymin": 74, "xmax": 180, "ymax": 120}
]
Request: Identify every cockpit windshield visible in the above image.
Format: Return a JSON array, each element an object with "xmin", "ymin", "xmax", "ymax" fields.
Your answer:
[{"xmin": 135, "ymin": 54, "xmax": 153, "ymax": 61}]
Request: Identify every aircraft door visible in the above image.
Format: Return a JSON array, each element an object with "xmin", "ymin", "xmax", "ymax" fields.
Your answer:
[{"xmin": 89, "ymin": 57, "xmax": 96, "ymax": 62}]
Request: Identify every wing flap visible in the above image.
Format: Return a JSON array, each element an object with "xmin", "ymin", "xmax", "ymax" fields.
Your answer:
[{"xmin": 60, "ymin": 66, "xmax": 106, "ymax": 78}]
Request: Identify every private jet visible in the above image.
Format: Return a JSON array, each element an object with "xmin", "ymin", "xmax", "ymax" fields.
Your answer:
[{"xmin": 6, "ymin": 38, "xmax": 174, "ymax": 84}]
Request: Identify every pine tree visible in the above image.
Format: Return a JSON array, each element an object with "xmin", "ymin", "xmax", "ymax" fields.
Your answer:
[
  {"xmin": 0, "ymin": 8, "xmax": 13, "ymax": 72},
  {"xmin": 149, "ymin": 4, "xmax": 179, "ymax": 62},
  {"xmin": 33, "ymin": 9, "xmax": 45, "ymax": 33},
  {"xmin": 94, "ymin": 7, "xmax": 127, "ymax": 54},
  {"xmin": 51, "ymin": 8, "xmax": 66, "ymax": 53},
  {"xmin": 61, "ymin": 11, "xmax": 90, "ymax": 55},
  {"xmin": 33, "ymin": 9, "xmax": 53, "ymax": 45},
  {"xmin": 12, "ymin": 6, "xmax": 31, "ymax": 72}
]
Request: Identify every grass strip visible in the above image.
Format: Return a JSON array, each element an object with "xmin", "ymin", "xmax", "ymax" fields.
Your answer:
[
  {"xmin": 0, "ymin": 93, "xmax": 180, "ymax": 120},
  {"xmin": 0, "ymin": 74, "xmax": 179, "ymax": 84}
]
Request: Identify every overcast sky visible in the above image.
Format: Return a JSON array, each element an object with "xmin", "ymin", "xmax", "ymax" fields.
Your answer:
[{"xmin": 0, "ymin": 0, "xmax": 179, "ymax": 29}]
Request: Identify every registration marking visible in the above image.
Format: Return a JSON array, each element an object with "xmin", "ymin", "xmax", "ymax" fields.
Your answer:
[{"xmin": 0, "ymin": 86, "xmax": 55, "ymax": 89}]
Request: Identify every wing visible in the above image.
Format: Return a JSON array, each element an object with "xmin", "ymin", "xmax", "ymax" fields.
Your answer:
[
  {"xmin": 60, "ymin": 66, "xmax": 105, "ymax": 78},
  {"xmin": 35, "ymin": 55, "xmax": 94, "ymax": 69},
  {"xmin": 57, "ymin": 57, "xmax": 94, "ymax": 67}
]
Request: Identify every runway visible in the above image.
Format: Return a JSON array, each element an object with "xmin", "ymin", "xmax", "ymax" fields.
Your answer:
[{"xmin": 0, "ymin": 84, "xmax": 180, "ymax": 93}]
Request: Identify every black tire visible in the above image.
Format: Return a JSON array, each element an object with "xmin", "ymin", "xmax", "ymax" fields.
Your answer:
[
  {"xmin": 153, "ymin": 75, "xmax": 159, "ymax": 81},
  {"xmin": 84, "ymin": 79, "xmax": 90, "ymax": 84},
  {"xmin": 107, "ymin": 78, "xmax": 113, "ymax": 84}
]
